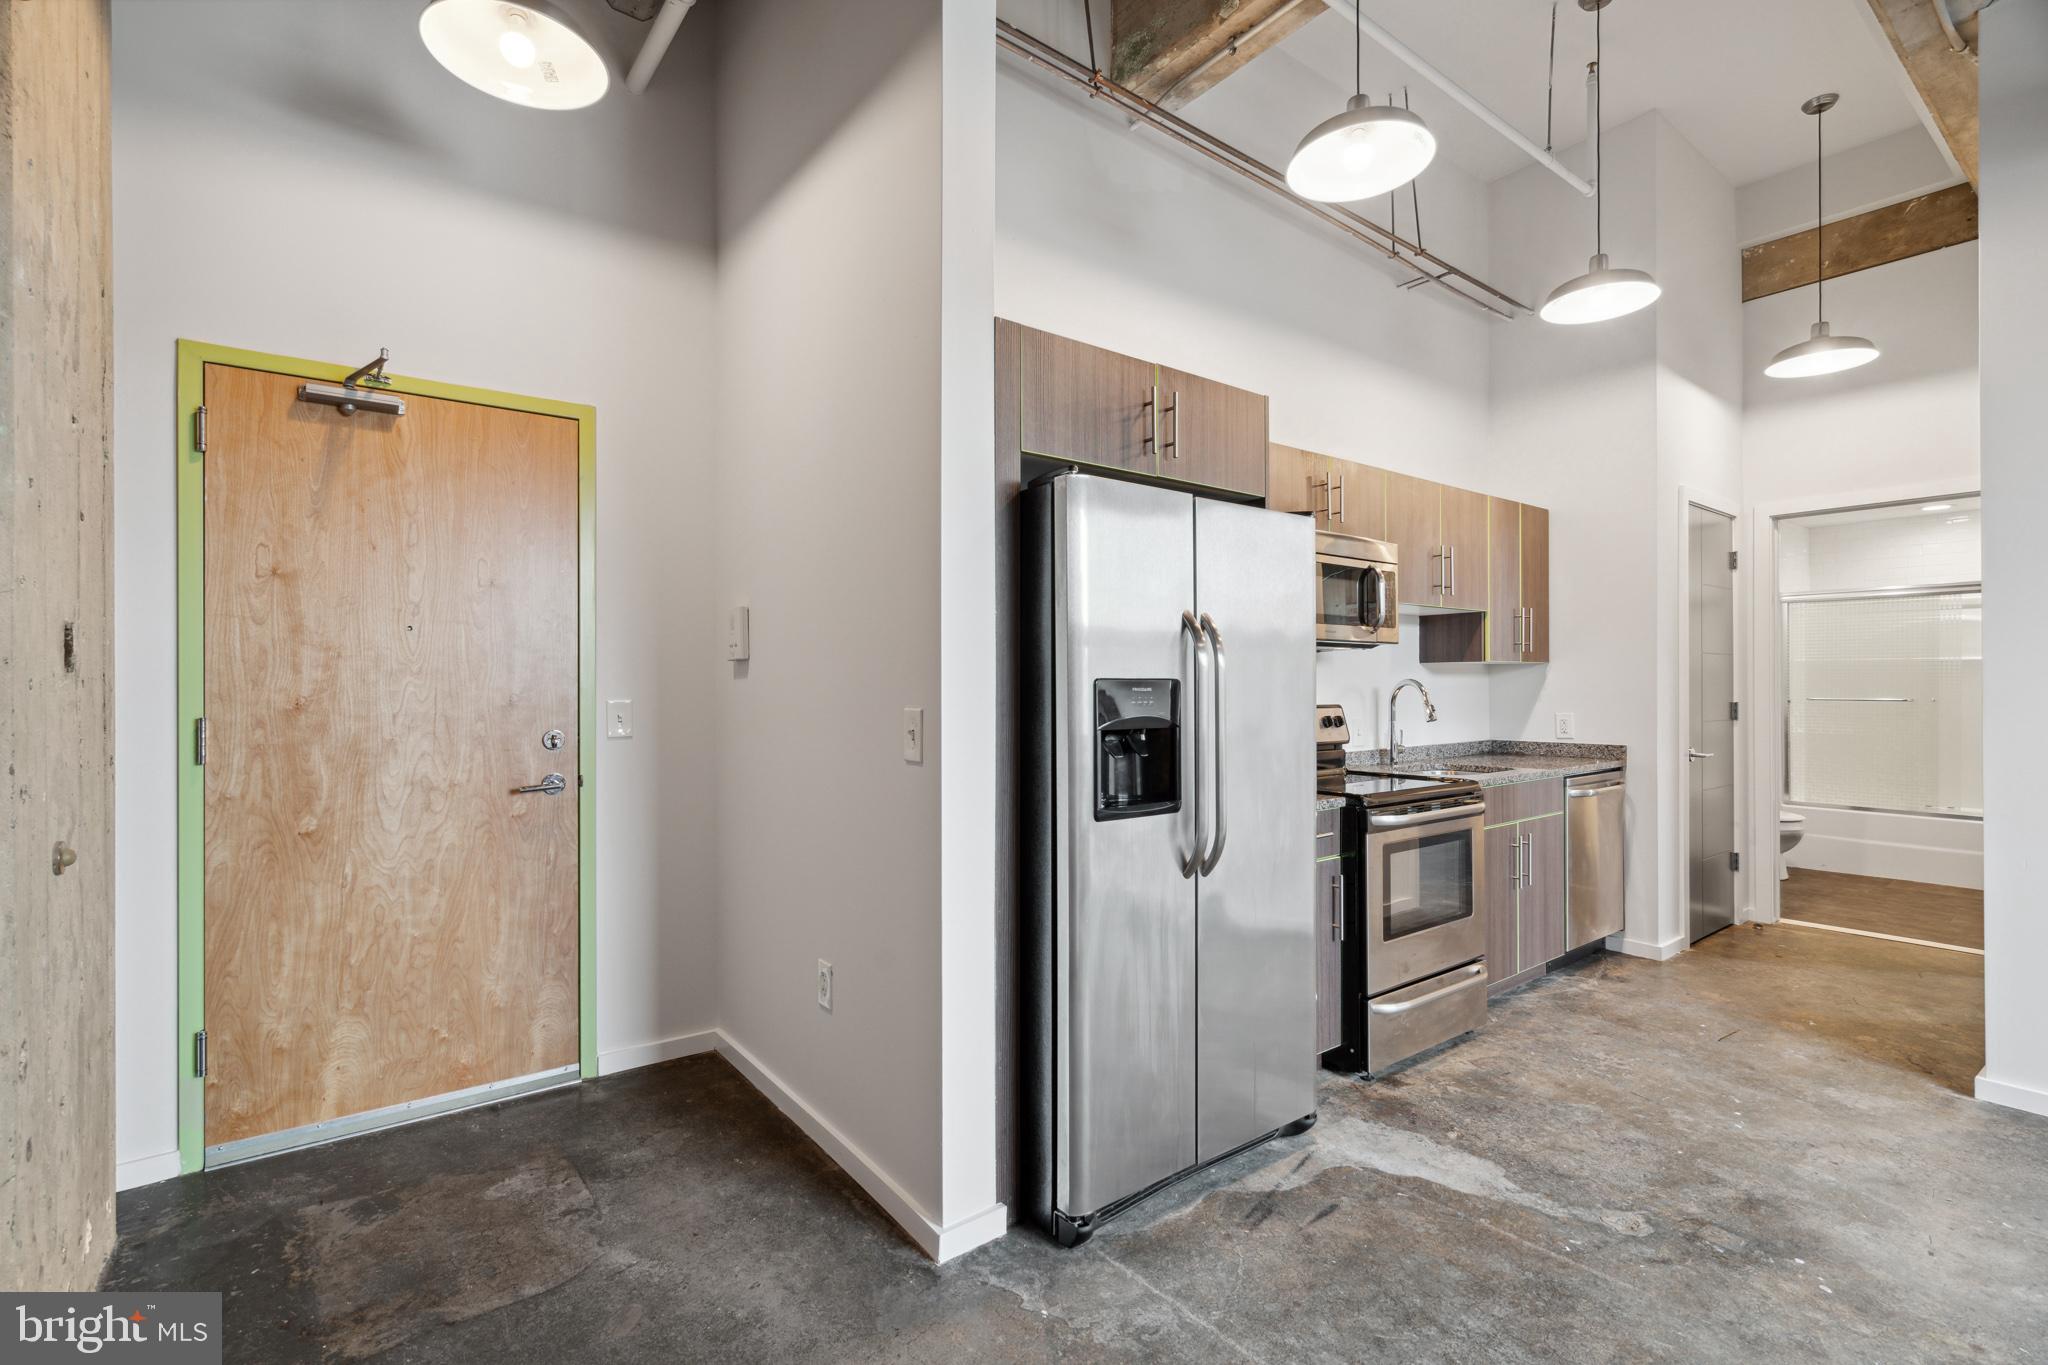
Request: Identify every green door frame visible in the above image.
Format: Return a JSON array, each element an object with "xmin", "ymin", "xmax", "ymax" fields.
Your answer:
[{"xmin": 174, "ymin": 339, "xmax": 598, "ymax": 1174}]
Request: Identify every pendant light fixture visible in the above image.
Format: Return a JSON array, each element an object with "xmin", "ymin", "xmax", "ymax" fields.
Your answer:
[
  {"xmin": 1285, "ymin": 1, "xmax": 1437, "ymax": 203},
  {"xmin": 1764, "ymin": 94, "xmax": 1881, "ymax": 379},
  {"xmin": 419, "ymin": 0, "xmax": 612, "ymax": 110},
  {"xmin": 1539, "ymin": 0, "xmax": 1660, "ymax": 325}
]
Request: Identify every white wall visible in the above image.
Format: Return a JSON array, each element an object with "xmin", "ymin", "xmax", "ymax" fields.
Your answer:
[
  {"xmin": 1488, "ymin": 111, "xmax": 1741, "ymax": 957},
  {"xmin": 993, "ymin": 53, "xmax": 1502, "ymax": 748},
  {"xmin": 1977, "ymin": 0, "xmax": 2048, "ymax": 1120},
  {"xmin": 712, "ymin": 0, "xmax": 1001, "ymax": 1259},
  {"xmin": 110, "ymin": 0, "xmax": 721, "ymax": 1185},
  {"xmin": 1739, "ymin": 244, "xmax": 1981, "ymax": 911},
  {"xmin": 1736, "ymin": 124, "xmax": 1959, "ymax": 246}
]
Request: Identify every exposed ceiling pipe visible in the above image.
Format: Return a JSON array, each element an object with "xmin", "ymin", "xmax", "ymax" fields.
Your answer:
[
  {"xmin": 625, "ymin": 0, "xmax": 696, "ymax": 94},
  {"xmin": 1931, "ymin": 0, "xmax": 1972, "ymax": 55},
  {"xmin": 997, "ymin": 20, "xmax": 1531, "ymax": 318},
  {"xmin": 1320, "ymin": 0, "xmax": 1595, "ymax": 197}
]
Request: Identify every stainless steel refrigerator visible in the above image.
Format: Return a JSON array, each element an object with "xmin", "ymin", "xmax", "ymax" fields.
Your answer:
[{"xmin": 1022, "ymin": 470, "xmax": 1316, "ymax": 1246}]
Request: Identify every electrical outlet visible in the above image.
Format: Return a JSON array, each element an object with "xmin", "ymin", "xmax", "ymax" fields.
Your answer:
[
  {"xmin": 1554, "ymin": 712, "xmax": 1576, "ymax": 740},
  {"xmin": 816, "ymin": 959, "xmax": 833, "ymax": 1012},
  {"xmin": 606, "ymin": 700, "xmax": 633, "ymax": 739},
  {"xmin": 902, "ymin": 707, "xmax": 924, "ymax": 764}
]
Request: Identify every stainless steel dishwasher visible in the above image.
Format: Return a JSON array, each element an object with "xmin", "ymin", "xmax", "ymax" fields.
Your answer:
[{"xmin": 1565, "ymin": 769, "xmax": 1626, "ymax": 949}]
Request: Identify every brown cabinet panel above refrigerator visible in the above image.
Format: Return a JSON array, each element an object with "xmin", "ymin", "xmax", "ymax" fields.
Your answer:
[
  {"xmin": 1017, "ymin": 327, "xmax": 1159, "ymax": 475},
  {"xmin": 1158, "ymin": 366, "xmax": 1267, "ymax": 498}
]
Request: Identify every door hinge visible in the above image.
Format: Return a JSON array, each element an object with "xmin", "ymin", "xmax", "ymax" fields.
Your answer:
[
  {"xmin": 1729, "ymin": 851, "xmax": 1741, "ymax": 872},
  {"xmin": 193, "ymin": 1029, "xmax": 208, "ymax": 1078},
  {"xmin": 1728, "ymin": 549, "xmax": 1739, "ymax": 571},
  {"xmin": 193, "ymin": 405, "xmax": 207, "ymax": 453},
  {"xmin": 193, "ymin": 717, "xmax": 209, "ymax": 765},
  {"xmin": 1730, "ymin": 700, "xmax": 1740, "ymax": 721}
]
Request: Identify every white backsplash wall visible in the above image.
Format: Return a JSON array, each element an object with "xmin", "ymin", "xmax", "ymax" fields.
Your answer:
[{"xmin": 1316, "ymin": 618, "xmax": 1494, "ymax": 755}]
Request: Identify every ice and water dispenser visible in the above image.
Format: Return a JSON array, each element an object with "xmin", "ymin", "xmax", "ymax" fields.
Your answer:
[{"xmin": 1093, "ymin": 678, "xmax": 1180, "ymax": 820}]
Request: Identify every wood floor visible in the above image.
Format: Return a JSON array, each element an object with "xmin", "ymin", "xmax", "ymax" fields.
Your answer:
[{"xmin": 1781, "ymin": 867, "xmax": 1984, "ymax": 950}]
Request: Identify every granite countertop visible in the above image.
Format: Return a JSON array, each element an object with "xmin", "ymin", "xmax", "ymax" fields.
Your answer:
[
  {"xmin": 1344, "ymin": 739, "xmax": 1627, "ymax": 790},
  {"xmin": 1314, "ymin": 793, "xmax": 1349, "ymax": 812}
]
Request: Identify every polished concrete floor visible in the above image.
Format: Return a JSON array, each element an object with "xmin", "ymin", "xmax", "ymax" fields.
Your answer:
[
  {"xmin": 1781, "ymin": 866, "xmax": 1985, "ymax": 950},
  {"xmin": 107, "ymin": 925, "xmax": 2045, "ymax": 1363}
]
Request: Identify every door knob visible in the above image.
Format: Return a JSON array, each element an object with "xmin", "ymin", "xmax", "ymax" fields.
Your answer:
[
  {"xmin": 513, "ymin": 773, "xmax": 567, "ymax": 796},
  {"xmin": 52, "ymin": 841, "xmax": 78, "ymax": 876},
  {"xmin": 1687, "ymin": 749, "xmax": 1715, "ymax": 761}
]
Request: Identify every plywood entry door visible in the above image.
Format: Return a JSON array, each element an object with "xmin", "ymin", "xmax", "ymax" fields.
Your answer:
[{"xmin": 202, "ymin": 363, "xmax": 580, "ymax": 1149}]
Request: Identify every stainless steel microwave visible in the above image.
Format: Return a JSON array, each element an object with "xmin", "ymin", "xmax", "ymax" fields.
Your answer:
[{"xmin": 1316, "ymin": 531, "xmax": 1399, "ymax": 647}]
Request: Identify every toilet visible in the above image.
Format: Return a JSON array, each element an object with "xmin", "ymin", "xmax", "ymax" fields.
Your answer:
[{"xmin": 1778, "ymin": 809, "xmax": 1806, "ymax": 881}]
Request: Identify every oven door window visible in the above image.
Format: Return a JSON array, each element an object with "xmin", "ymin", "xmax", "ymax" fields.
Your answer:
[{"xmin": 1379, "ymin": 828, "xmax": 1476, "ymax": 939}]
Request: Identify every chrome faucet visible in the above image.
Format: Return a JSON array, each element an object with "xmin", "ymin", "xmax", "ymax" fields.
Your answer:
[{"xmin": 1387, "ymin": 678, "xmax": 1438, "ymax": 766}]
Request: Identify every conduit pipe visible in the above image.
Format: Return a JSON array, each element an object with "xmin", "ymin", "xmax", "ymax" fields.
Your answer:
[
  {"xmin": 997, "ymin": 20, "xmax": 1530, "ymax": 318},
  {"xmin": 625, "ymin": 0, "xmax": 697, "ymax": 94},
  {"xmin": 1321, "ymin": 0, "xmax": 1596, "ymax": 197}
]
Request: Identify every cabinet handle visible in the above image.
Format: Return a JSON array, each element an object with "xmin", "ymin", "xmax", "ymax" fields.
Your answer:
[
  {"xmin": 1146, "ymin": 384, "xmax": 1157, "ymax": 457},
  {"xmin": 1512, "ymin": 606, "xmax": 1523, "ymax": 652},
  {"xmin": 1336, "ymin": 871, "xmax": 1346, "ymax": 940},
  {"xmin": 1335, "ymin": 474, "xmax": 1346, "ymax": 520},
  {"xmin": 1525, "ymin": 606, "xmax": 1536, "ymax": 655},
  {"xmin": 1168, "ymin": 389, "xmax": 1181, "ymax": 459},
  {"xmin": 1434, "ymin": 545, "xmax": 1447, "ymax": 595},
  {"xmin": 1448, "ymin": 545, "xmax": 1457, "ymax": 598}
]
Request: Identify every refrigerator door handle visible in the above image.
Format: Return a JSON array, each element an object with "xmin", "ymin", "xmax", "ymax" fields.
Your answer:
[
  {"xmin": 1180, "ymin": 610, "xmax": 1205, "ymax": 878},
  {"xmin": 1198, "ymin": 613, "xmax": 1228, "ymax": 876}
]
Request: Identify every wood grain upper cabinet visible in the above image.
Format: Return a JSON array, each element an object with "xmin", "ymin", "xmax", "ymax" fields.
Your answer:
[
  {"xmin": 1016, "ymin": 326, "xmax": 1158, "ymax": 475},
  {"xmin": 1520, "ymin": 503, "xmax": 1551, "ymax": 662},
  {"xmin": 1267, "ymin": 443, "xmax": 1320, "ymax": 517},
  {"xmin": 1268, "ymin": 446, "xmax": 1387, "ymax": 540},
  {"xmin": 1487, "ymin": 498, "xmax": 1523, "ymax": 662},
  {"xmin": 1158, "ymin": 366, "xmax": 1267, "ymax": 497},
  {"xmin": 1438, "ymin": 485, "xmax": 1489, "ymax": 612},
  {"xmin": 1385, "ymin": 471, "xmax": 1442, "ymax": 607}
]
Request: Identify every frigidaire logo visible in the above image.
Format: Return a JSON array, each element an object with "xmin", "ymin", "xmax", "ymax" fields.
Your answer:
[{"xmin": 3, "ymin": 1293, "xmax": 221, "ymax": 1363}]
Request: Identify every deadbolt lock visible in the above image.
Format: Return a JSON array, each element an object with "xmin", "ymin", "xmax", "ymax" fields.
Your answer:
[{"xmin": 542, "ymin": 728, "xmax": 565, "ymax": 751}]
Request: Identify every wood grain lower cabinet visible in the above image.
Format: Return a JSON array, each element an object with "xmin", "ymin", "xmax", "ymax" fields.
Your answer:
[
  {"xmin": 1481, "ymin": 780, "xmax": 1566, "ymax": 991},
  {"xmin": 1315, "ymin": 808, "xmax": 1347, "ymax": 1057}
]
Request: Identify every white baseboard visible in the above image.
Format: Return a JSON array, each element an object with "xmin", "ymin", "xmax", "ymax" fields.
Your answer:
[
  {"xmin": 597, "ymin": 1028, "xmax": 720, "ymax": 1077},
  {"xmin": 1976, "ymin": 1072, "xmax": 2048, "ymax": 1120},
  {"xmin": 714, "ymin": 1031, "xmax": 1004, "ymax": 1263},
  {"xmin": 117, "ymin": 1150, "xmax": 182, "ymax": 1192},
  {"xmin": 1611, "ymin": 932, "xmax": 1686, "ymax": 961}
]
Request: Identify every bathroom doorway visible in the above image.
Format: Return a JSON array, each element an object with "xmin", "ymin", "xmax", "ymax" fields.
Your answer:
[{"xmin": 1765, "ymin": 495, "xmax": 1983, "ymax": 955}]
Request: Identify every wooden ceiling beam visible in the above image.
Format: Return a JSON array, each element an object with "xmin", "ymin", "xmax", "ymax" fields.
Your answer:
[
  {"xmin": 1741, "ymin": 182, "xmax": 1978, "ymax": 302},
  {"xmin": 1110, "ymin": 0, "xmax": 1327, "ymax": 110},
  {"xmin": 1861, "ymin": 0, "xmax": 1979, "ymax": 185}
]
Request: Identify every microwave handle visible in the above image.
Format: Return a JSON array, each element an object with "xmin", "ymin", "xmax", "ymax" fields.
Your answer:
[{"xmin": 1371, "ymin": 564, "xmax": 1391, "ymax": 630}]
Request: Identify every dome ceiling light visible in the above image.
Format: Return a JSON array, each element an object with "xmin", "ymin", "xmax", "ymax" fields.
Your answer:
[
  {"xmin": 1540, "ymin": 0, "xmax": 1661, "ymax": 326},
  {"xmin": 419, "ymin": 0, "xmax": 612, "ymax": 110},
  {"xmin": 1765, "ymin": 93, "xmax": 1881, "ymax": 379},
  {"xmin": 1285, "ymin": 1, "xmax": 1437, "ymax": 203}
]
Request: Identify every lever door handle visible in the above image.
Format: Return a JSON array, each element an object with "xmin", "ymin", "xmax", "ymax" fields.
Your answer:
[
  {"xmin": 513, "ymin": 772, "xmax": 567, "ymax": 796},
  {"xmin": 1686, "ymin": 749, "xmax": 1715, "ymax": 761}
]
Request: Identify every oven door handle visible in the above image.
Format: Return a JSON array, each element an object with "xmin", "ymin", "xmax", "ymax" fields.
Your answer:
[
  {"xmin": 1367, "ymin": 800, "xmax": 1484, "ymax": 831},
  {"xmin": 1368, "ymin": 962, "xmax": 1487, "ymax": 1015}
]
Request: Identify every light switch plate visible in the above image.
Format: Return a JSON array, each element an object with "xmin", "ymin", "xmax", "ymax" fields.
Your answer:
[
  {"xmin": 902, "ymin": 707, "xmax": 924, "ymax": 763},
  {"xmin": 727, "ymin": 606, "xmax": 750, "ymax": 662},
  {"xmin": 607, "ymin": 700, "xmax": 633, "ymax": 739},
  {"xmin": 816, "ymin": 959, "xmax": 833, "ymax": 1012},
  {"xmin": 1554, "ymin": 712, "xmax": 1576, "ymax": 740}
]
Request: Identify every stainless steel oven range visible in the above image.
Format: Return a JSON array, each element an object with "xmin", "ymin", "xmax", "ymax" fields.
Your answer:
[{"xmin": 1327, "ymin": 764, "xmax": 1488, "ymax": 1074}]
